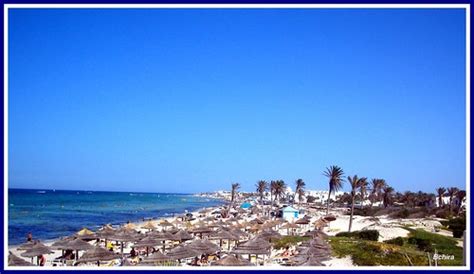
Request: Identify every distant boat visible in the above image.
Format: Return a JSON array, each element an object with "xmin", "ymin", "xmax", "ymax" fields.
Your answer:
[{"xmin": 37, "ymin": 191, "xmax": 46, "ymax": 194}]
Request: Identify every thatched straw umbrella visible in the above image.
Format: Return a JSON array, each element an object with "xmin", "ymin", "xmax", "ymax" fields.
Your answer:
[
  {"xmin": 166, "ymin": 244, "xmax": 201, "ymax": 261},
  {"xmin": 313, "ymin": 218, "xmax": 329, "ymax": 231},
  {"xmin": 133, "ymin": 235, "xmax": 162, "ymax": 256},
  {"xmin": 296, "ymin": 217, "xmax": 311, "ymax": 225},
  {"xmin": 63, "ymin": 238, "xmax": 93, "ymax": 261},
  {"xmin": 158, "ymin": 220, "xmax": 175, "ymax": 231},
  {"xmin": 187, "ymin": 239, "xmax": 220, "ymax": 255},
  {"xmin": 74, "ymin": 227, "xmax": 97, "ymax": 240},
  {"xmin": 96, "ymin": 224, "xmax": 116, "ymax": 246},
  {"xmin": 17, "ymin": 240, "xmax": 38, "ymax": 251},
  {"xmin": 8, "ymin": 251, "xmax": 35, "ymax": 266},
  {"xmin": 150, "ymin": 231, "xmax": 175, "ymax": 252},
  {"xmin": 323, "ymin": 215, "xmax": 336, "ymax": 222},
  {"xmin": 211, "ymin": 254, "xmax": 252, "ymax": 266},
  {"xmin": 258, "ymin": 229, "xmax": 282, "ymax": 242},
  {"xmin": 228, "ymin": 228, "xmax": 248, "ymax": 239},
  {"xmin": 173, "ymin": 230, "xmax": 193, "ymax": 243},
  {"xmin": 123, "ymin": 222, "xmax": 137, "ymax": 231},
  {"xmin": 20, "ymin": 242, "xmax": 54, "ymax": 265},
  {"xmin": 295, "ymin": 217, "xmax": 311, "ymax": 231},
  {"xmin": 51, "ymin": 237, "xmax": 73, "ymax": 251},
  {"xmin": 231, "ymin": 237, "xmax": 271, "ymax": 265},
  {"xmin": 189, "ymin": 225, "xmax": 212, "ymax": 239},
  {"xmin": 281, "ymin": 222, "xmax": 299, "ymax": 235},
  {"xmin": 77, "ymin": 246, "xmax": 121, "ymax": 266},
  {"xmin": 248, "ymin": 224, "xmax": 262, "ymax": 233},
  {"xmin": 142, "ymin": 250, "xmax": 172, "ymax": 265},
  {"xmin": 210, "ymin": 230, "xmax": 239, "ymax": 250},
  {"xmin": 142, "ymin": 221, "xmax": 157, "ymax": 231},
  {"xmin": 108, "ymin": 228, "xmax": 139, "ymax": 255}
]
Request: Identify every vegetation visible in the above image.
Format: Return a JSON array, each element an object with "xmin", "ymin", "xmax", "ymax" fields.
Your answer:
[
  {"xmin": 294, "ymin": 178, "xmax": 305, "ymax": 206},
  {"xmin": 440, "ymin": 216, "xmax": 466, "ymax": 238},
  {"xmin": 347, "ymin": 175, "xmax": 367, "ymax": 232},
  {"xmin": 256, "ymin": 180, "xmax": 268, "ymax": 206},
  {"xmin": 330, "ymin": 237, "xmax": 428, "ymax": 266},
  {"xmin": 335, "ymin": 230, "xmax": 379, "ymax": 241},
  {"xmin": 369, "ymin": 179, "xmax": 386, "ymax": 208},
  {"xmin": 403, "ymin": 228, "xmax": 463, "ymax": 266},
  {"xmin": 384, "ymin": 237, "xmax": 404, "ymax": 246},
  {"xmin": 323, "ymin": 165, "xmax": 345, "ymax": 215},
  {"xmin": 272, "ymin": 235, "xmax": 310, "ymax": 250},
  {"xmin": 331, "ymin": 228, "xmax": 463, "ymax": 266}
]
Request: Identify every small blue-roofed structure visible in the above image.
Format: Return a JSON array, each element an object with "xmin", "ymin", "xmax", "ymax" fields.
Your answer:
[
  {"xmin": 281, "ymin": 206, "xmax": 299, "ymax": 220},
  {"xmin": 240, "ymin": 202, "xmax": 252, "ymax": 209}
]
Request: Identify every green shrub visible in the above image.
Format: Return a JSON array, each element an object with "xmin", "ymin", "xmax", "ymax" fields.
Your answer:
[
  {"xmin": 335, "ymin": 230, "xmax": 379, "ymax": 241},
  {"xmin": 272, "ymin": 236, "xmax": 310, "ymax": 249},
  {"xmin": 335, "ymin": 232, "xmax": 355, "ymax": 238},
  {"xmin": 408, "ymin": 237, "xmax": 433, "ymax": 252},
  {"xmin": 384, "ymin": 237, "xmax": 404, "ymax": 246},
  {"xmin": 358, "ymin": 230, "xmax": 379, "ymax": 241},
  {"xmin": 452, "ymin": 229, "xmax": 464, "ymax": 238}
]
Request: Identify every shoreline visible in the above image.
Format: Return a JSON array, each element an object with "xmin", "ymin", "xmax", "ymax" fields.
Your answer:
[{"xmin": 8, "ymin": 190, "xmax": 227, "ymax": 247}]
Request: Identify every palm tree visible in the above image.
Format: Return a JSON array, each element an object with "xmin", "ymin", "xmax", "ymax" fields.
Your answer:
[
  {"xmin": 402, "ymin": 191, "xmax": 416, "ymax": 208},
  {"xmin": 273, "ymin": 180, "xmax": 286, "ymax": 205},
  {"xmin": 436, "ymin": 187, "xmax": 446, "ymax": 208},
  {"xmin": 348, "ymin": 175, "xmax": 367, "ymax": 232},
  {"xmin": 230, "ymin": 183, "xmax": 240, "ymax": 208},
  {"xmin": 323, "ymin": 166, "xmax": 344, "ymax": 215},
  {"xmin": 455, "ymin": 190, "xmax": 466, "ymax": 215},
  {"xmin": 382, "ymin": 186, "xmax": 394, "ymax": 208},
  {"xmin": 295, "ymin": 179, "xmax": 306, "ymax": 206},
  {"xmin": 370, "ymin": 179, "xmax": 386, "ymax": 208},
  {"xmin": 256, "ymin": 180, "xmax": 268, "ymax": 207},
  {"xmin": 447, "ymin": 187, "xmax": 459, "ymax": 214}
]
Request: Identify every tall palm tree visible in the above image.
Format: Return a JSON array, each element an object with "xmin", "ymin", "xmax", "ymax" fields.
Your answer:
[
  {"xmin": 230, "ymin": 183, "xmax": 240, "ymax": 208},
  {"xmin": 295, "ymin": 179, "xmax": 306, "ymax": 206},
  {"xmin": 323, "ymin": 166, "xmax": 344, "ymax": 215},
  {"xmin": 382, "ymin": 186, "xmax": 394, "ymax": 208},
  {"xmin": 370, "ymin": 179, "xmax": 386, "ymax": 208},
  {"xmin": 436, "ymin": 187, "xmax": 446, "ymax": 208},
  {"xmin": 273, "ymin": 180, "xmax": 286, "ymax": 205},
  {"xmin": 455, "ymin": 190, "xmax": 466, "ymax": 215},
  {"xmin": 256, "ymin": 180, "xmax": 268, "ymax": 207},
  {"xmin": 447, "ymin": 187, "xmax": 459, "ymax": 214},
  {"xmin": 348, "ymin": 175, "xmax": 367, "ymax": 232}
]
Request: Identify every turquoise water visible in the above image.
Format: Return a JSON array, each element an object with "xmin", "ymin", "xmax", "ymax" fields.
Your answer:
[{"xmin": 8, "ymin": 188, "xmax": 223, "ymax": 245}]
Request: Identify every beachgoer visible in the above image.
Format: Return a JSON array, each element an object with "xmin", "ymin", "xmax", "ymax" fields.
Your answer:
[
  {"xmin": 130, "ymin": 247, "xmax": 137, "ymax": 258},
  {"xmin": 26, "ymin": 232, "xmax": 32, "ymax": 242},
  {"xmin": 39, "ymin": 254, "xmax": 46, "ymax": 266},
  {"xmin": 191, "ymin": 256, "xmax": 200, "ymax": 266}
]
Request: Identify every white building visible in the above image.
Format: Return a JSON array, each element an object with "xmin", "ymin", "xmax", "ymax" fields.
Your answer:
[{"xmin": 305, "ymin": 189, "xmax": 346, "ymax": 203}]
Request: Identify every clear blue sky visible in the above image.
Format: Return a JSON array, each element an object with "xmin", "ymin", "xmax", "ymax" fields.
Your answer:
[{"xmin": 8, "ymin": 8, "xmax": 466, "ymax": 194}]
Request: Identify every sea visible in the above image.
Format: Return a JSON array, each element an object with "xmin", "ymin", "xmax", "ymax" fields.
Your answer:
[{"xmin": 8, "ymin": 188, "xmax": 224, "ymax": 246}]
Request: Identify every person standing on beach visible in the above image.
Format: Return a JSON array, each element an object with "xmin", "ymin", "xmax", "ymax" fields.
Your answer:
[
  {"xmin": 26, "ymin": 232, "xmax": 32, "ymax": 242},
  {"xmin": 39, "ymin": 254, "xmax": 46, "ymax": 266}
]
